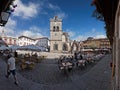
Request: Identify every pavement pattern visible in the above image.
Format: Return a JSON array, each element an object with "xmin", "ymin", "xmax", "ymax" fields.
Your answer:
[{"xmin": 0, "ymin": 54, "xmax": 111, "ymax": 90}]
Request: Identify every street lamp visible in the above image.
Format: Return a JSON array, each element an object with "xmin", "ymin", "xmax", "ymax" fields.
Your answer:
[{"xmin": 0, "ymin": 11, "xmax": 10, "ymax": 26}]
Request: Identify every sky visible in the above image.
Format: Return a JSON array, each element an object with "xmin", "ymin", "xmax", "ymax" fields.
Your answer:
[{"xmin": 0, "ymin": 0, "xmax": 106, "ymax": 41}]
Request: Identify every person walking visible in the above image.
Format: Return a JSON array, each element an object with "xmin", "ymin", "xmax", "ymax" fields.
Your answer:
[
  {"xmin": 74, "ymin": 52, "xmax": 78, "ymax": 61},
  {"xmin": 14, "ymin": 51, "xmax": 18, "ymax": 58},
  {"xmin": 5, "ymin": 54, "xmax": 18, "ymax": 85}
]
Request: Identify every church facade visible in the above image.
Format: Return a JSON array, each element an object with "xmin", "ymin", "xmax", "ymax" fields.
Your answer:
[{"xmin": 50, "ymin": 16, "xmax": 74, "ymax": 53}]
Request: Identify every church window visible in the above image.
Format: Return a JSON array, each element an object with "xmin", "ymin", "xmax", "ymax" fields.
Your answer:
[
  {"xmin": 53, "ymin": 26, "xmax": 55, "ymax": 31},
  {"xmin": 57, "ymin": 26, "xmax": 59, "ymax": 31},
  {"xmin": 53, "ymin": 26, "xmax": 59, "ymax": 32},
  {"xmin": 54, "ymin": 44, "xmax": 58, "ymax": 50}
]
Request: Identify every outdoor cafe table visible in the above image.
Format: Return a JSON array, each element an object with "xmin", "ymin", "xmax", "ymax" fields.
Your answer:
[{"xmin": 21, "ymin": 61, "xmax": 35, "ymax": 70}]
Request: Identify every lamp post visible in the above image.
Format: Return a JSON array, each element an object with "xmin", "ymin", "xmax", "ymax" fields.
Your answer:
[{"xmin": 0, "ymin": 11, "xmax": 10, "ymax": 26}]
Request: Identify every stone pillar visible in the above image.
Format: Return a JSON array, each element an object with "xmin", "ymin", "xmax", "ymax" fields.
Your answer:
[
  {"xmin": 117, "ymin": 39, "xmax": 120, "ymax": 89},
  {"xmin": 115, "ymin": 37, "xmax": 119, "ymax": 89},
  {"xmin": 113, "ymin": 2, "xmax": 120, "ymax": 89}
]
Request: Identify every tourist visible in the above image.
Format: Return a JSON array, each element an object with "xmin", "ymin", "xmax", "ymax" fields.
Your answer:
[
  {"xmin": 5, "ymin": 54, "xmax": 18, "ymax": 85},
  {"xmin": 80, "ymin": 54, "xmax": 83, "ymax": 60}
]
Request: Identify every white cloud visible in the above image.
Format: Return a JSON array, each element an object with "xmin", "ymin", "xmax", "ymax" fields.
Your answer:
[
  {"xmin": 71, "ymin": 28, "xmax": 106, "ymax": 41},
  {"xmin": 0, "ymin": 18, "xmax": 17, "ymax": 37},
  {"xmin": 2, "ymin": 28, "xmax": 44, "ymax": 39},
  {"xmin": 6, "ymin": 18, "xmax": 17, "ymax": 29},
  {"xmin": 13, "ymin": 0, "xmax": 67, "ymax": 19},
  {"xmin": 48, "ymin": 3, "xmax": 60, "ymax": 10},
  {"xmin": 0, "ymin": 18, "xmax": 44, "ymax": 39},
  {"xmin": 0, "ymin": 27, "xmax": 16, "ymax": 37},
  {"xmin": 56, "ymin": 12, "xmax": 67, "ymax": 19},
  {"xmin": 95, "ymin": 35, "xmax": 106, "ymax": 39},
  {"xmin": 68, "ymin": 31, "xmax": 75, "ymax": 37},
  {"xmin": 74, "ymin": 35, "xmax": 87, "ymax": 41},
  {"xmin": 20, "ymin": 30, "xmax": 43, "ymax": 38},
  {"xmin": 47, "ymin": 3, "xmax": 67, "ymax": 19},
  {"xmin": 13, "ymin": 0, "xmax": 39, "ymax": 19},
  {"xmin": 29, "ymin": 26, "xmax": 41, "ymax": 32},
  {"xmin": 4, "ymin": 29, "xmax": 15, "ymax": 36},
  {"xmin": 17, "ymin": 26, "xmax": 44, "ymax": 38},
  {"xmin": 74, "ymin": 34, "xmax": 106, "ymax": 41}
]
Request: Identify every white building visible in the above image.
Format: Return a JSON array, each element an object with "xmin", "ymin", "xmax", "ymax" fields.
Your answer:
[
  {"xmin": 0, "ymin": 37, "xmax": 8, "ymax": 46},
  {"xmin": 18, "ymin": 36, "xmax": 35, "ymax": 46},
  {"xmin": 35, "ymin": 37, "xmax": 49, "ymax": 48},
  {"xmin": 2, "ymin": 36, "xmax": 18, "ymax": 46},
  {"xmin": 1, "ymin": 30, "xmax": 18, "ymax": 46}
]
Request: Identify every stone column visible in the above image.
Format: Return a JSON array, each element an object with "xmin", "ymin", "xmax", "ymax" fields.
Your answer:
[{"xmin": 115, "ymin": 37, "xmax": 119, "ymax": 89}]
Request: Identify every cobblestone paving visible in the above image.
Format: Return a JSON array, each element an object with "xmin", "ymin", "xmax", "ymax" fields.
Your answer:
[
  {"xmin": 0, "ymin": 54, "xmax": 111, "ymax": 90},
  {"xmin": 19, "ymin": 58, "xmax": 96, "ymax": 85}
]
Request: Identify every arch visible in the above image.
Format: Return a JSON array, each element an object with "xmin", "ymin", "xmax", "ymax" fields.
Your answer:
[
  {"xmin": 53, "ymin": 26, "xmax": 59, "ymax": 31},
  {"xmin": 57, "ymin": 26, "xmax": 59, "ymax": 31},
  {"xmin": 62, "ymin": 43, "xmax": 68, "ymax": 51},
  {"xmin": 78, "ymin": 42, "xmax": 83, "ymax": 51},
  {"xmin": 53, "ymin": 26, "xmax": 55, "ymax": 31},
  {"xmin": 71, "ymin": 40, "xmax": 79, "ymax": 53}
]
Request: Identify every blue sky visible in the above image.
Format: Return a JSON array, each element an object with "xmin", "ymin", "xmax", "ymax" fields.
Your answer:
[{"xmin": 0, "ymin": 0, "xmax": 106, "ymax": 41}]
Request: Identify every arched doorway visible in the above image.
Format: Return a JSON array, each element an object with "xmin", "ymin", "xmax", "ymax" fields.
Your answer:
[
  {"xmin": 71, "ymin": 40, "xmax": 79, "ymax": 53},
  {"xmin": 62, "ymin": 43, "xmax": 68, "ymax": 52}
]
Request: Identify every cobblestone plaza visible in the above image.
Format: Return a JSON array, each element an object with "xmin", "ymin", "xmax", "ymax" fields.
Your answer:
[{"xmin": 0, "ymin": 54, "xmax": 111, "ymax": 90}]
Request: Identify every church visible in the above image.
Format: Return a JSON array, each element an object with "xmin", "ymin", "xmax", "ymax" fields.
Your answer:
[
  {"xmin": 50, "ymin": 16, "xmax": 79, "ymax": 53},
  {"xmin": 50, "ymin": 16, "xmax": 70, "ymax": 53}
]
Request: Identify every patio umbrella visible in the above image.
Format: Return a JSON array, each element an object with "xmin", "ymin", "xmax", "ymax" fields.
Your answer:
[
  {"xmin": 18, "ymin": 45, "xmax": 41, "ymax": 51},
  {"xmin": 9, "ymin": 45, "xmax": 21, "ymax": 50},
  {"xmin": 0, "ymin": 45, "xmax": 10, "ymax": 50}
]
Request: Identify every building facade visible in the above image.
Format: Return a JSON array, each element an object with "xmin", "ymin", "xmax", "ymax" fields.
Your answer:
[
  {"xmin": 82, "ymin": 38, "xmax": 111, "ymax": 49},
  {"xmin": 1, "ymin": 30, "xmax": 17, "ymax": 46},
  {"xmin": 0, "ymin": 37, "xmax": 8, "ymax": 46},
  {"xmin": 35, "ymin": 37, "xmax": 49, "ymax": 49},
  {"xmin": 2, "ymin": 36, "xmax": 17, "ymax": 46},
  {"xmin": 18, "ymin": 36, "xmax": 35, "ymax": 46},
  {"xmin": 50, "ymin": 16, "xmax": 71, "ymax": 53},
  {"xmin": 18, "ymin": 36, "xmax": 49, "ymax": 51},
  {"xmin": 99, "ymin": 38, "xmax": 111, "ymax": 49}
]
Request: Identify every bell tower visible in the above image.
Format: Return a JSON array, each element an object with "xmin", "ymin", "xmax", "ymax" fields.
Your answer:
[{"xmin": 50, "ymin": 16, "xmax": 63, "ymax": 53}]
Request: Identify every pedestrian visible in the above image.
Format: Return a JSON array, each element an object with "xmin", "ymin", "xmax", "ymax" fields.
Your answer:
[
  {"xmin": 14, "ymin": 51, "xmax": 18, "ymax": 57},
  {"xmin": 80, "ymin": 54, "xmax": 83, "ymax": 60},
  {"xmin": 5, "ymin": 54, "xmax": 18, "ymax": 85},
  {"xmin": 74, "ymin": 52, "xmax": 78, "ymax": 60}
]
